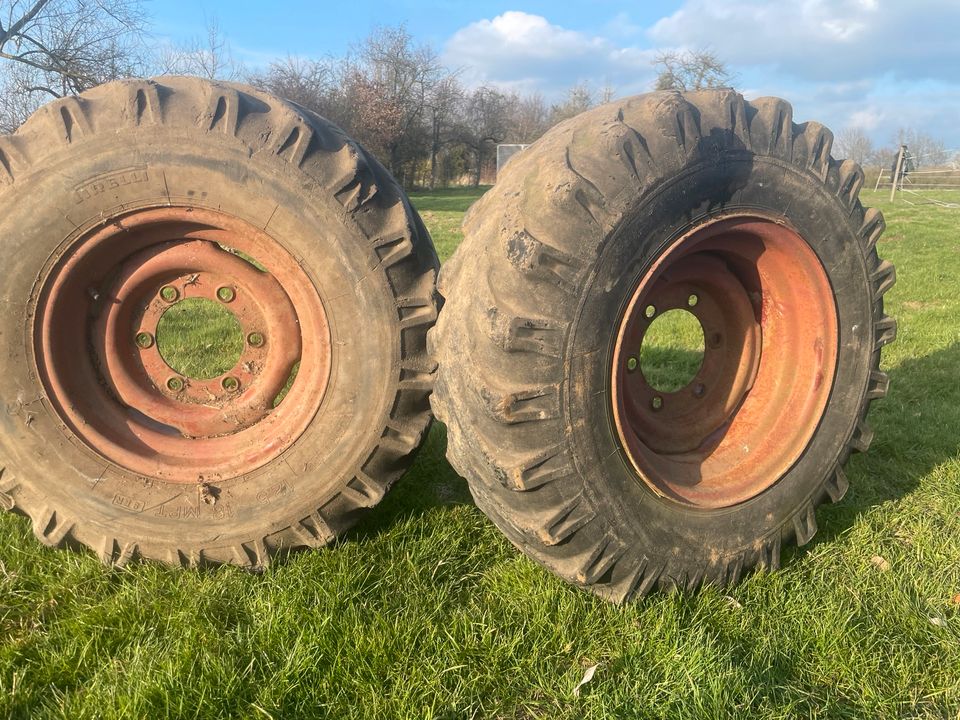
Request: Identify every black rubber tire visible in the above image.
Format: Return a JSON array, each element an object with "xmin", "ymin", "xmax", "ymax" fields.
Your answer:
[
  {"xmin": 431, "ymin": 89, "xmax": 896, "ymax": 602},
  {"xmin": 0, "ymin": 77, "xmax": 438, "ymax": 568}
]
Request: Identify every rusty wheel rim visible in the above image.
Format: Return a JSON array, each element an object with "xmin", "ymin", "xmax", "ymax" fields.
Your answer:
[
  {"xmin": 611, "ymin": 216, "xmax": 838, "ymax": 509},
  {"xmin": 34, "ymin": 206, "xmax": 331, "ymax": 484}
]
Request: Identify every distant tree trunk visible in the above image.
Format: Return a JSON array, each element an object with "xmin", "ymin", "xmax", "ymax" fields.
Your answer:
[
  {"xmin": 473, "ymin": 146, "xmax": 482, "ymax": 186},
  {"xmin": 429, "ymin": 109, "xmax": 441, "ymax": 189}
]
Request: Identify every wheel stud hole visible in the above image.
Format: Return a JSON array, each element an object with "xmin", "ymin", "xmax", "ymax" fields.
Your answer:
[
  {"xmin": 644, "ymin": 304, "xmax": 656, "ymax": 319},
  {"xmin": 687, "ymin": 294, "xmax": 699, "ymax": 307},
  {"xmin": 651, "ymin": 396, "xmax": 663, "ymax": 411},
  {"xmin": 159, "ymin": 286, "xmax": 179, "ymax": 303},
  {"xmin": 693, "ymin": 383, "xmax": 706, "ymax": 398},
  {"xmin": 156, "ymin": 298, "xmax": 245, "ymax": 380},
  {"xmin": 639, "ymin": 308, "xmax": 705, "ymax": 393}
]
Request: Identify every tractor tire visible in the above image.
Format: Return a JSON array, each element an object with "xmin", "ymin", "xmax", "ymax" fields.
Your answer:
[
  {"xmin": 431, "ymin": 89, "xmax": 896, "ymax": 602},
  {"xmin": 0, "ymin": 77, "xmax": 438, "ymax": 569}
]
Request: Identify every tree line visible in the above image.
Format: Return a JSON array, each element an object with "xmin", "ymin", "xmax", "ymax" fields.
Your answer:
[
  {"xmin": 0, "ymin": 1, "xmax": 740, "ymax": 187},
  {"xmin": 2, "ymin": 0, "xmax": 952, "ymax": 188}
]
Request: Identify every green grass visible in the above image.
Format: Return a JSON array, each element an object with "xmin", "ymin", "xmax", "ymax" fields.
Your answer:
[
  {"xmin": 2, "ymin": 186, "xmax": 960, "ymax": 718},
  {"xmin": 409, "ymin": 186, "xmax": 489, "ymax": 261},
  {"xmin": 156, "ymin": 298, "xmax": 245, "ymax": 379},
  {"xmin": 639, "ymin": 308, "xmax": 706, "ymax": 393}
]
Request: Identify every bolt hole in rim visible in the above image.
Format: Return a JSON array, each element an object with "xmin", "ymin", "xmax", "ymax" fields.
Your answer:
[
  {"xmin": 611, "ymin": 216, "xmax": 839, "ymax": 509},
  {"xmin": 33, "ymin": 206, "xmax": 331, "ymax": 483}
]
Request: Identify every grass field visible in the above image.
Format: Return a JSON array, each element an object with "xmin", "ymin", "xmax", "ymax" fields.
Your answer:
[{"xmin": 2, "ymin": 186, "xmax": 960, "ymax": 719}]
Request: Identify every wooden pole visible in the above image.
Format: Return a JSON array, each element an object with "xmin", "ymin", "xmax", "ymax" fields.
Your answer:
[
  {"xmin": 890, "ymin": 144, "xmax": 906, "ymax": 202},
  {"xmin": 873, "ymin": 166, "xmax": 884, "ymax": 192}
]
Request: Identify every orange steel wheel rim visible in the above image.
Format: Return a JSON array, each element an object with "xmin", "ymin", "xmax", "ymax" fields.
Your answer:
[
  {"xmin": 611, "ymin": 216, "xmax": 839, "ymax": 508},
  {"xmin": 33, "ymin": 206, "xmax": 331, "ymax": 484}
]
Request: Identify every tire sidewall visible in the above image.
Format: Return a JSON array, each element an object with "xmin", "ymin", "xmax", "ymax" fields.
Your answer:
[{"xmin": 0, "ymin": 129, "xmax": 398, "ymax": 549}]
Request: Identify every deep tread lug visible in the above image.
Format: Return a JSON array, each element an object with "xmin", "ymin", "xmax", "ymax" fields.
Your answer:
[
  {"xmin": 503, "ymin": 229, "xmax": 584, "ymax": 293},
  {"xmin": 870, "ymin": 260, "xmax": 897, "ymax": 301},
  {"xmin": 576, "ymin": 533, "xmax": 626, "ymax": 585},
  {"xmin": 792, "ymin": 501, "xmax": 818, "ymax": 546},
  {"xmin": 837, "ymin": 160, "xmax": 864, "ymax": 207},
  {"xmin": 875, "ymin": 315, "xmax": 898, "ymax": 349},
  {"xmin": 478, "ymin": 383, "xmax": 559, "ymax": 425},
  {"xmin": 825, "ymin": 466, "xmax": 850, "ymax": 503},
  {"xmin": 866, "ymin": 370, "xmax": 890, "ymax": 400},
  {"xmin": 860, "ymin": 208, "xmax": 885, "ymax": 252},
  {"xmin": 757, "ymin": 534, "xmax": 782, "ymax": 572},
  {"xmin": 537, "ymin": 494, "xmax": 595, "ymax": 546},
  {"xmin": 850, "ymin": 420, "xmax": 874, "ymax": 453},
  {"xmin": 505, "ymin": 446, "xmax": 571, "ymax": 491}
]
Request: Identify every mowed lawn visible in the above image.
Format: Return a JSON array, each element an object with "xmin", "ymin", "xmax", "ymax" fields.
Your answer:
[{"xmin": 1, "ymin": 185, "xmax": 960, "ymax": 719}]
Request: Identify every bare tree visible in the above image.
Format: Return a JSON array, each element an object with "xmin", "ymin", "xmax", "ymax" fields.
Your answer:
[
  {"xmin": 357, "ymin": 25, "xmax": 447, "ymax": 183},
  {"xmin": 160, "ymin": 17, "xmax": 242, "ymax": 81},
  {"xmin": 0, "ymin": 0, "xmax": 145, "ymax": 131},
  {"xmin": 653, "ymin": 49, "xmax": 733, "ymax": 91},
  {"xmin": 896, "ymin": 127, "xmax": 947, "ymax": 168},
  {"xmin": 549, "ymin": 82, "xmax": 594, "ymax": 125},
  {"xmin": 0, "ymin": 0, "xmax": 146, "ymax": 96},
  {"xmin": 342, "ymin": 67, "xmax": 405, "ymax": 163},
  {"xmin": 249, "ymin": 57, "xmax": 334, "ymax": 112},
  {"xmin": 458, "ymin": 85, "xmax": 508, "ymax": 186},
  {"xmin": 600, "ymin": 82, "xmax": 616, "ymax": 104},
  {"xmin": 836, "ymin": 126, "xmax": 874, "ymax": 166},
  {"xmin": 506, "ymin": 91, "xmax": 548, "ymax": 143},
  {"xmin": 425, "ymin": 73, "xmax": 462, "ymax": 188}
]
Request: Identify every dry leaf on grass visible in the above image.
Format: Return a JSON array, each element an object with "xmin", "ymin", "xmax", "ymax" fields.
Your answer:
[
  {"xmin": 573, "ymin": 664, "xmax": 598, "ymax": 697},
  {"xmin": 870, "ymin": 555, "xmax": 891, "ymax": 571}
]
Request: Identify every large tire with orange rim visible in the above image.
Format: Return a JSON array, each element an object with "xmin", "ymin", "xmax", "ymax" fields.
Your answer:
[
  {"xmin": 431, "ymin": 89, "xmax": 896, "ymax": 601},
  {"xmin": 0, "ymin": 77, "xmax": 438, "ymax": 568}
]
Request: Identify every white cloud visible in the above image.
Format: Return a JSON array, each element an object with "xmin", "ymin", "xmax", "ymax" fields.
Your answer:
[
  {"xmin": 443, "ymin": 11, "xmax": 656, "ymax": 98},
  {"xmin": 650, "ymin": 0, "xmax": 960, "ymax": 84},
  {"xmin": 441, "ymin": 5, "xmax": 960, "ymax": 149}
]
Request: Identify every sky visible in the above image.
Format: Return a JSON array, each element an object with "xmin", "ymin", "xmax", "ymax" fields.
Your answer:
[{"xmin": 151, "ymin": 0, "xmax": 960, "ymax": 153}]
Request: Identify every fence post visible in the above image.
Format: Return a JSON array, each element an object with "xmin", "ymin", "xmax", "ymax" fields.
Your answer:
[{"xmin": 890, "ymin": 144, "xmax": 907, "ymax": 202}]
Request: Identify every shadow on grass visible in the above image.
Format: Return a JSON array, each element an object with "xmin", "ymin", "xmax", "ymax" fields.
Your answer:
[
  {"xmin": 347, "ymin": 421, "xmax": 475, "ymax": 544},
  {"xmin": 351, "ymin": 343, "xmax": 960, "ymax": 551},
  {"xmin": 812, "ymin": 341, "xmax": 960, "ymax": 543}
]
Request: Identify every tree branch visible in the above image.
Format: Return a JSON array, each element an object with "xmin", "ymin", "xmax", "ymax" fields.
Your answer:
[{"xmin": 0, "ymin": 0, "xmax": 51, "ymax": 47}]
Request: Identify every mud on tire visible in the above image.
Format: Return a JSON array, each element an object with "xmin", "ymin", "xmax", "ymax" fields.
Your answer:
[
  {"xmin": 431, "ymin": 89, "xmax": 895, "ymax": 602},
  {"xmin": 0, "ymin": 77, "xmax": 438, "ymax": 568}
]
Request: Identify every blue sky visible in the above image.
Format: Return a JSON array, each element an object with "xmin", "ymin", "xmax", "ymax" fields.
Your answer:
[{"xmin": 152, "ymin": 0, "xmax": 960, "ymax": 153}]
